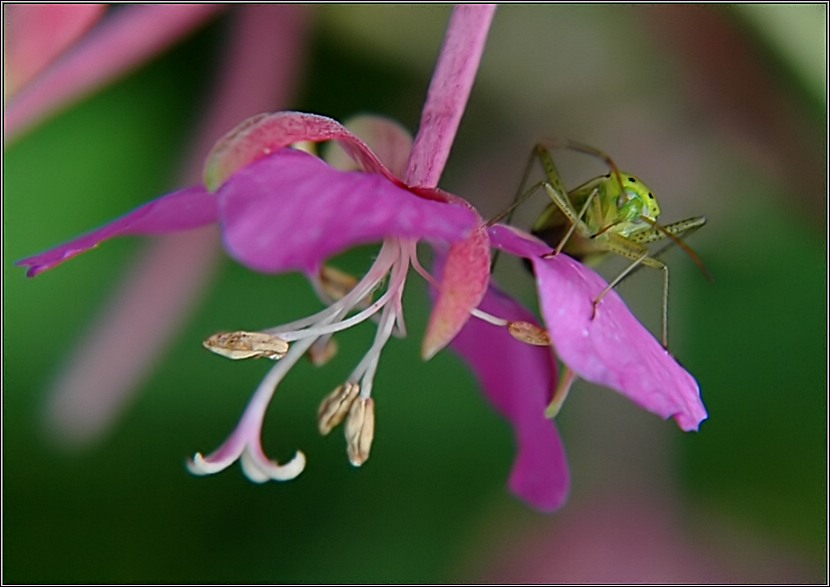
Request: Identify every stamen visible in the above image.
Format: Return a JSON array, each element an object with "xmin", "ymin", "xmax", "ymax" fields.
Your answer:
[
  {"xmin": 470, "ymin": 309, "xmax": 551, "ymax": 346},
  {"xmin": 308, "ymin": 337, "xmax": 338, "ymax": 366},
  {"xmin": 508, "ymin": 321, "xmax": 551, "ymax": 346},
  {"xmin": 345, "ymin": 397, "xmax": 375, "ymax": 467},
  {"xmin": 408, "ymin": 243, "xmax": 439, "ymax": 287},
  {"xmin": 346, "ymin": 243, "xmax": 410, "ymax": 398},
  {"xmin": 317, "ymin": 264, "xmax": 370, "ymax": 306},
  {"xmin": 318, "ymin": 382, "xmax": 360, "ymax": 435},
  {"xmin": 470, "ymin": 307, "xmax": 509, "ymax": 327},
  {"xmin": 274, "ymin": 284, "xmax": 396, "ymax": 342},
  {"xmin": 266, "ymin": 242, "xmax": 401, "ymax": 340},
  {"xmin": 202, "ymin": 331, "xmax": 289, "ymax": 360},
  {"xmin": 546, "ymin": 365, "xmax": 577, "ymax": 419},
  {"xmin": 190, "ymin": 239, "xmax": 416, "ymax": 479},
  {"xmin": 319, "ymin": 264, "xmax": 358, "ymax": 299}
]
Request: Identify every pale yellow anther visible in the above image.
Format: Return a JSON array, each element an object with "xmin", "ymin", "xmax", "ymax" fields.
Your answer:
[
  {"xmin": 344, "ymin": 397, "xmax": 375, "ymax": 467},
  {"xmin": 317, "ymin": 382, "xmax": 360, "ymax": 435},
  {"xmin": 202, "ymin": 331, "xmax": 289, "ymax": 360},
  {"xmin": 308, "ymin": 338, "xmax": 339, "ymax": 367},
  {"xmin": 319, "ymin": 265, "xmax": 360, "ymax": 302},
  {"xmin": 507, "ymin": 321, "xmax": 551, "ymax": 346}
]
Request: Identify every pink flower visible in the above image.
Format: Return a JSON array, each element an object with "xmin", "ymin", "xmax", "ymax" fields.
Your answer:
[
  {"xmin": 18, "ymin": 6, "xmax": 501, "ymax": 488},
  {"xmin": 16, "ymin": 5, "xmax": 706, "ymax": 512},
  {"xmin": 19, "ymin": 107, "xmax": 485, "ymax": 479}
]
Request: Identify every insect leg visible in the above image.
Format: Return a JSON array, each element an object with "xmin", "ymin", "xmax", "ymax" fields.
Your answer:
[
  {"xmin": 544, "ymin": 186, "xmax": 599, "ymax": 256},
  {"xmin": 592, "ymin": 233, "xmax": 671, "ymax": 348},
  {"xmin": 631, "ymin": 215, "xmax": 712, "ymax": 283}
]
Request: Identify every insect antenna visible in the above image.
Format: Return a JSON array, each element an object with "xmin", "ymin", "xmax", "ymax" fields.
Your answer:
[
  {"xmin": 541, "ymin": 138, "xmax": 627, "ymax": 197},
  {"xmin": 488, "ymin": 147, "xmax": 548, "ymax": 273}
]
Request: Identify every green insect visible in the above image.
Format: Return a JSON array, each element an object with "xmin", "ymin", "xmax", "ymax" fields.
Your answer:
[{"xmin": 496, "ymin": 139, "xmax": 709, "ymax": 349}]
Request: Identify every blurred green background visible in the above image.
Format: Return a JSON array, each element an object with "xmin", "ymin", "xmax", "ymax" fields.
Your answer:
[{"xmin": 4, "ymin": 5, "xmax": 826, "ymax": 583}]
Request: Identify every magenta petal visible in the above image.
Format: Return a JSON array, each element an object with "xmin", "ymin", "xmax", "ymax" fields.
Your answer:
[
  {"xmin": 490, "ymin": 225, "xmax": 708, "ymax": 432},
  {"xmin": 451, "ymin": 283, "xmax": 569, "ymax": 512},
  {"xmin": 217, "ymin": 149, "xmax": 476, "ymax": 274},
  {"xmin": 18, "ymin": 186, "xmax": 218, "ymax": 277}
]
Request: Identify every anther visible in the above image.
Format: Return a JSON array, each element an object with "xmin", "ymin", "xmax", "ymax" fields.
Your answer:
[
  {"xmin": 308, "ymin": 337, "xmax": 339, "ymax": 366},
  {"xmin": 203, "ymin": 331, "xmax": 289, "ymax": 360},
  {"xmin": 507, "ymin": 321, "xmax": 551, "ymax": 346},
  {"xmin": 344, "ymin": 397, "xmax": 375, "ymax": 467},
  {"xmin": 319, "ymin": 265, "xmax": 360, "ymax": 302},
  {"xmin": 318, "ymin": 382, "xmax": 360, "ymax": 435}
]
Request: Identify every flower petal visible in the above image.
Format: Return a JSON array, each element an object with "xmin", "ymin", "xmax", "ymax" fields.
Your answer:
[
  {"xmin": 325, "ymin": 115, "xmax": 413, "ymax": 179},
  {"xmin": 451, "ymin": 282, "xmax": 569, "ymax": 512},
  {"xmin": 204, "ymin": 111, "xmax": 402, "ymax": 191},
  {"xmin": 406, "ymin": 5, "xmax": 496, "ymax": 187},
  {"xmin": 422, "ymin": 223, "xmax": 490, "ymax": 359},
  {"xmin": 491, "ymin": 225, "xmax": 708, "ymax": 432},
  {"xmin": 217, "ymin": 149, "xmax": 476, "ymax": 274},
  {"xmin": 17, "ymin": 186, "xmax": 218, "ymax": 277}
]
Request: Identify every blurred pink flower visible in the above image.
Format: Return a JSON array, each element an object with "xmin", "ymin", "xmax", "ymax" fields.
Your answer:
[{"xmin": 4, "ymin": 4, "xmax": 227, "ymax": 140}]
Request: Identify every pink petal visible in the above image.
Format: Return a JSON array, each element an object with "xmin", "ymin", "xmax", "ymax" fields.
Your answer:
[
  {"xmin": 490, "ymin": 225, "xmax": 707, "ymax": 432},
  {"xmin": 204, "ymin": 111, "xmax": 402, "ymax": 191},
  {"xmin": 4, "ymin": 4, "xmax": 105, "ymax": 95},
  {"xmin": 218, "ymin": 149, "xmax": 476, "ymax": 274},
  {"xmin": 406, "ymin": 5, "xmax": 496, "ymax": 187},
  {"xmin": 451, "ymin": 283, "xmax": 569, "ymax": 512},
  {"xmin": 325, "ymin": 115, "xmax": 414, "ymax": 179},
  {"xmin": 17, "ymin": 186, "xmax": 218, "ymax": 277},
  {"xmin": 422, "ymin": 223, "xmax": 490, "ymax": 360},
  {"xmin": 4, "ymin": 4, "xmax": 224, "ymax": 140}
]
